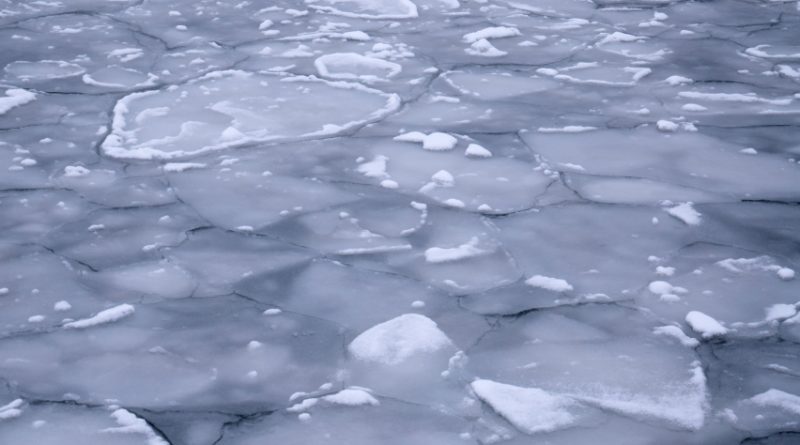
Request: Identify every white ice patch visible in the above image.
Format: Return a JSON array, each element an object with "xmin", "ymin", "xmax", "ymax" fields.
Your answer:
[
  {"xmin": 348, "ymin": 313, "xmax": 453, "ymax": 365},
  {"xmin": 63, "ymin": 304, "xmax": 135, "ymax": 329},
  {"xmin": 0, "ymin": 88, "xmax": 36, "ymax": 115},
  {"xmin": 665, "ymin": 202, "xmax": 702, "ymax": 225}
]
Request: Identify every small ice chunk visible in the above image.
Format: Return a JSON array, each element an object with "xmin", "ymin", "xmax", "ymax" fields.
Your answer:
[
  {"xmin": 63, "ymin": 304, "xmax": 135, "ymax": 329},
  {"xmin": 665, "ymin": 202, "xmax": 702, "ymax": 226},
  {"xmin": 423, "ymin": 132, "xmax": 458, "ymax": 151},
  {"xmin": 393, "ymin": 131, "xmax": 426, "ymax": 143},
  {"xmin": 322, "ymin": 387, "xmax": 379, "ymax": 406},
  {"xmin": 287, "ymin": 397, "xmax": 318, "ymax": 412},
  {"xmin": 394, "ymin": 131, "xmax": 457, "ymax": 150},
  {"xmin": 348, "ymin": 314, "xmax": 453, "ymax": 365},
  {"xmin": 425, "ymin": 237, "xmax": 485, "ymax": 263},
  {"xmin": 463, "ymin": 26, "xmax": 521, "ymax": 44},
  {"xmin": 53, "ymin": 300, "xmax": 72, "ymax": 311},
  {"xmin": 657, "ymin": 120, "xmax": 679, "ymax": 132},
  {"xmin": 358, "ymin": 155, "xmax": 389, "ymax": 178},
  {"xmin": 597, "ymin": 31, "xmax": 644, "ymax": 46},
  {"xmin": 777, "ymin": 267, "xmax": 795, "ymax": 280},
  {"xmin": 685, "ymin": 311, "xmax": 727, "ymax": 339},
  {"xmin": 653, "ymin": 325, "xmax": 700, "ymax": 348},
  {"xmin": 442, "ymin": 198, "xmax": 465, "ymax": 208},
  {"xmin": 656, "ymin": 266, "xmax": 675, "ymax": 276},
  {"xmin": 466, "ymin": 39, "xmax": 507, "ymax": 57},
  {"xmin": 682, "ymin": 103, "xmax": 707, "ymax": 112},
  {"xmin": 431, "ymin": 169, "xmax": 455, "ymax": 186},
  {"xmin": 525, "ymin": 275, "xmax": 573, "ymax": 292},
  {"xmin": 64, "ymin": 165, "xmax": 90, "ymax": 177},
  {"xmin": 664, "ymin": 75, "xmax": 693, "ymax": 86},
  {"xmin": 163, "ymin": 162, "xmax": 206, "ymax": 172},
  {"xmin": 380, "ymin": 179, "xmax": 399, "ymax": 189},
  {"xmin": 465, "ymin": 143, "xmax": 492, "ymax": 158}
]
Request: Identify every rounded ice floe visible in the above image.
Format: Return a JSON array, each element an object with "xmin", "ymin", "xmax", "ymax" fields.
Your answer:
[
  {"xmin": 443, "ymin": 70, "xmax": 559, "ymax": 101},
  {"xmin": 3, "ymin": 60, "xmax": 85, "ymax": 81},
  {"xmin": 81, "ymin": 66, "xmax": 158, "ymax": 90},
  {"xmin": 308, "ymin": 0, "xmax": 419, "ymax": 19},
  {"xmin": 745, "ymin": 45, "xmax": 800, "ymax": 61},
  {"xmin": 348, "ymin": 313, "xmax": 453, "ymax": 365},
  {"xmin": 101, "ymin": 70, "xmax": 400, "ymax": 160},
  {"xmin": 315, "ymin": 53, "xmax": 402, "ymax": 82}
]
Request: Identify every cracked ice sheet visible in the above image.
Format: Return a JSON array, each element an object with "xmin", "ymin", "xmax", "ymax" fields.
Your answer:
[{"xmin": 1, "ymin": 0, "xmax": 800, "ymax": 444}]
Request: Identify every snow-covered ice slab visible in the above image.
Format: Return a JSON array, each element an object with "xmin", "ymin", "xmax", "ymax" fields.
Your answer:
[{"xmin": 1, "ymin": 0, "xmax": 799, "ymax": 443}]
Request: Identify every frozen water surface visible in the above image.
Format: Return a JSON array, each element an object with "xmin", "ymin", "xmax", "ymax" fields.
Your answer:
[{"xmin": 0, "ymin": 0, "xmax": 799, "ymax": 443}]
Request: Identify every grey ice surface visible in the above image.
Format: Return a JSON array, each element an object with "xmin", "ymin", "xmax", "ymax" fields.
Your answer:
[{"xmin": 0, "ymin": 0, "xmax": 799, "ymax": 443}]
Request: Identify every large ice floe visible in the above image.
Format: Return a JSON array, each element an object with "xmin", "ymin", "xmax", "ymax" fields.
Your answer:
[{"xmin": 0, "ymin": 0, "xmax": 799, "ymax": 443}]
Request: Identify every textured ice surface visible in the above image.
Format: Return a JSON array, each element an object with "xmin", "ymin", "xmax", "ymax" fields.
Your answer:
[{"xmin": 1, "ymin": 0, "xmax": 799, "ymax": 443}]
